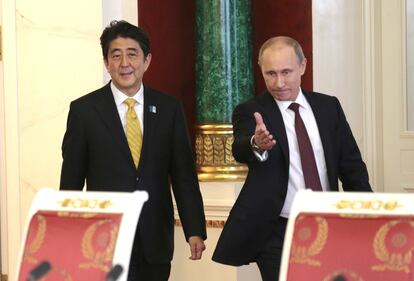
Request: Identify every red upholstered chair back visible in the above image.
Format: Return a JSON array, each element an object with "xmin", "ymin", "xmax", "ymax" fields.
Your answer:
[
  {"xmin": 280, "ymin": 190, "xmax": 414, "ymax": 281},
  {"xmin": 16, "ymin": 188, "xmax": 148, "ymax": 281}
]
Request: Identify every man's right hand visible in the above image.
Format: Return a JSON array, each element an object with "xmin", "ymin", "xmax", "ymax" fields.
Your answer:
[{"xmin": 253, "ymin": 112, "xmax": 276, "ymax": 151}]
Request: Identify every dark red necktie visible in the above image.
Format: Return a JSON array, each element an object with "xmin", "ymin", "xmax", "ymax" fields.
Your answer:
[{"xmin": 289, "ymin": 103, "xmax": 322, "ymax": 191}]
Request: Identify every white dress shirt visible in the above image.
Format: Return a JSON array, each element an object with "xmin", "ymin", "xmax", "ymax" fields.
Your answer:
[
  {"xmin": 253, "ymin": 89, "xmax": 330, "ymax": 217},
  {"xmin": 277, "ymin": 90, "xmax": 330, "ymax": 217},
  {"xmin": 111, "ymin": 82, "xmax": 144, "ymax": 135}
]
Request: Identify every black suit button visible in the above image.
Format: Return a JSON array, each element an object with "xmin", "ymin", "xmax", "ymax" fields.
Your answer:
[{"xmin": 136, "ymin": 177, "xmax": 140, "ymax": 182}]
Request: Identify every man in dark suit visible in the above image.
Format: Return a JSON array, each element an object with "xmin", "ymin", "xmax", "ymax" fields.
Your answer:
[
  {"xmin": 60, "ymin": 20, "xmax": 206, "ymax": 281},
  {"xmin": 212, "ymin": 36, "xmax": 372, "ymax": 281}
]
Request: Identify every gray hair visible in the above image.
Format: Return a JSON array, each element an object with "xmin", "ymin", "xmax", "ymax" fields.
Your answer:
[{"xmin": 258, "ymin": 36, "xmax": 305, "ymax": 65}]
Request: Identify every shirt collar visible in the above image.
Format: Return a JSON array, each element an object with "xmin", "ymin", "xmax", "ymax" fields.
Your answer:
[
  {"xmin": 274, "ymin": 88, "xmax": 309, "ymax": 111},
  {"xmin": 111, "ymin": 82, "xmax": 144, "ymax": 106}
]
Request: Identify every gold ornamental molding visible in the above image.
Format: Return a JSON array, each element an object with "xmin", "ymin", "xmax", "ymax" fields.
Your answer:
[
  {"xmin": 334, "ymin": 199, "xmax": 401, "ymax": 211},
  {"xmin": 195, "ymin": 124, "xmax": 247, "ymax": 181}
]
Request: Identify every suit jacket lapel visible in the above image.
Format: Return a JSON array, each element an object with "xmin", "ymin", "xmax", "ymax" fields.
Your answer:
[
  {"xmin": 259, "ymin": 92, "xmax": 289, "ymax": 167},
  {"xmin": 139, "ymin": 87, "xmax": 158, "ymax": 172},
  {"xmin": 94, "ymin": 83, "xmax": 135, "ymax": 168}
]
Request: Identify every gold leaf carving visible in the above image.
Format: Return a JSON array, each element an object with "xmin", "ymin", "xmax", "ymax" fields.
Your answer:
[
  {"xmin": 195, "ymin": 135, "xmax": 203, "ymax": 165},
  {"xmin": 225, "ymin": 137, "xmax": 235, "ymax": 163},
  {"xmin": 213, "ymin": 137, "xmax": 224, "ymax": 165},
  {"xmin": 203, "ymin": 137, "xmax": 213, "ymax": 164}
]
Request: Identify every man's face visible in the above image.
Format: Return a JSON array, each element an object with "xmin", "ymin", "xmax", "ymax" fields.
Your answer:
[
  {"xmin": 104, "ymin": 37, "xmax": 151, "ymax": 96},
  {"xmin": 260, "ymin": 45, "xmax": 306, "ymax": 101}
]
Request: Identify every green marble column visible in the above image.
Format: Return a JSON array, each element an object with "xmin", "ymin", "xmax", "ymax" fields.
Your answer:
[
  {"xmin": 195, "ymin": 0, "xmax": 253, "ymax": 181},
  {"xmin": 195, "ymin": 0, "xmax": 253, "ymax": 123}
]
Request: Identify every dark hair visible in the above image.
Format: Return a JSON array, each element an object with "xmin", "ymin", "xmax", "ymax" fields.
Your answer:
[{"xmin": 100, "ymin": 20, "xmax": 151, "ymax": 60}]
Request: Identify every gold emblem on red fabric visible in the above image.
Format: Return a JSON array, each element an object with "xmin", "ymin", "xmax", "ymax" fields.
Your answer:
[
  {"xmin": 322, "ymin": 269, "xmax": 365, "ymax": 281},
  {"xmin": 289, "ymin": 215, "xmax": 328, "ymax": 266},
  {"xmin": 372, "ymin": 220, "xmax": 414, "ymax": 273},
  {"xmin": 79, "ymin": 219, "xmax": 119, "ymax": 272},
  {"xmin": 24, "ymin": 214, "xmax": 46, "ymax": 264}
]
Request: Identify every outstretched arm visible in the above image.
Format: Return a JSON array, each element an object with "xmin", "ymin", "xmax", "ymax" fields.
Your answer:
[{"xmin": 253, "ymin": 112, "xmax": 276, "ymax": 151}]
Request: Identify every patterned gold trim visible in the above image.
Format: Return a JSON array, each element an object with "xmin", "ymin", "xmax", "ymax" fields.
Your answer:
[
  {"xmin": 372, "ymin": 220, "xmax": 414, "ymax": 273},
  {"xmin": 58, "ymin": 199, "xmax": 112, "ymax": 209},
  {"xmin": 57, "ymin": 212, "xmax": 97, "ymax": 218},
  {"xmin": 175, "ymin": 219, "xmax": 226, "ymax": 228},
  {"xmin": 79, "ymin": 219, "xmax": 119, "ymax": 272},
  {"xmin": 338, "ymin": 214, "xmax": 381, "ymax": 219},
  {"xmin": 195, "ymin": 124, "xmax": 247, "ymax": 182},
  {"xmin": 289, "ymin": 216, "xmax": 328, "ymax": 266},
  {"xmin": 24, "ymin": 215, "xmax": 46, "ymax": 264},
  {"xmin": 334, "ymin": 200, "xmax": 401, "ymax": 211}
]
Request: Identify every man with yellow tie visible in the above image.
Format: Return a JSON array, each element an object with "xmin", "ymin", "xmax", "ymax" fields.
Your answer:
[{"xmin": 60, "ymin": 20, "xmax": 206, "ymax": 281}]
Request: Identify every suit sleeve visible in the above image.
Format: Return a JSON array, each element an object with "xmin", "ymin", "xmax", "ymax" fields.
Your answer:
[
  {"xmin": 170, "ymin": 101, "xmax": 207, "ymax": 240},
  {"xmin": 60, "ymin": 102, "xmax": 87, "ymax": 190},
  {"xmin": 335, "ymin": 98, "xmax": 372, "ymax": 191},
  {"xmin": 231, "ymin": 103, "xmax": 260, "ymax": 164}
]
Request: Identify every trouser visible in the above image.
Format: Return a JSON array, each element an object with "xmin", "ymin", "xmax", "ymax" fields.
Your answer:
[
  {"xmin": 256, "ymin": 217, "xmax": 288, "ymax": 281},
  {"xmin": 127, "ymin": 236, "xmax": 171, "ymax": 281}
]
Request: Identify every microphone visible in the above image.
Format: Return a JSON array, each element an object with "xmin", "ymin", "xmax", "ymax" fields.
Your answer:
[
  {"xmin": 106, "ymin": 264, "xmax": 123, "ymax": 281},
  {"xmin": 26, "ymin": 260, "xmax": 52, "ymax": 281},
  {"xmin": 333, "ymin": 275, "xmax": 347, "ymax": 281}
]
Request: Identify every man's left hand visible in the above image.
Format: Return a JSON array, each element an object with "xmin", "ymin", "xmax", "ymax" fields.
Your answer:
[{"xmin": 188, "ymin": 236, "xmax": 206, "ymax": 260}]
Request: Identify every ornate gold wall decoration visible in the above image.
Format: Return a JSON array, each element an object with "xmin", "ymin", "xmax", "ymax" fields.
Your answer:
[
  {"xmin": 372, "ymin": 220, "xmax": 414, "ymax": 273},
  {"xmin": 195, "ymin": 124, "xmax": 247, "ymax": 181}
]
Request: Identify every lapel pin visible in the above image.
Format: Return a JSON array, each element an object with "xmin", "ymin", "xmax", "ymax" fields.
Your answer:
[{"xmin": 149, "ymin": 105, "xmax": 157, "ymax": 113}]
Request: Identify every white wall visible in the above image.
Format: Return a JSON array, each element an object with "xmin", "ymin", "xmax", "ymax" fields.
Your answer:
[
  {"xmin": 1, "ymin": 1, "xmax": 103, "ymax": 279},
  {"xmin": 407, "ymin": 0, "xmax": 414, "ymax": 130},
  {"xmin": 313, "ymin": 0, "xmax": 364, "ymax": 150}
]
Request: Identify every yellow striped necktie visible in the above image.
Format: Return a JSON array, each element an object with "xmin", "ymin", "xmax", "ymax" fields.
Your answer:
[{"xmin": 124, "ymin": 98, "xmax": 142, "ymax": 168}]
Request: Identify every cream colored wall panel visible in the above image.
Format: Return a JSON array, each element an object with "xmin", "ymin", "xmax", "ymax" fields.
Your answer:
[
  {"xmin": 313, "ymin": 0, "xmax": 364, "ymax": 149},
  {"xmin": 17, "ymin": 0, "xmax": 100, "ymax": 27},
  {"xmin": 172, "ymin": 182, "xmax": 261, "ymax": 281},
  {"xmin": 1, "ymin": 0, "xmax": 22, "ymax": 278},
  {"xmin": 171, "ymin": 227, "xmax": 236, "ymax": 281},
  {"xmin": 380, "ymin": 0, "xmax": 408, "ymax": 193},
  {"xmin": 401, "ymin": 149, "xmax": 414, "ymax": 174},
  {"xmin": 16, "ymin": 0, "xmax": 103, "ymax": 223},
  {"xmin": 407, "ymin": 0, "xmax": 414, "ymax": 130},
  {"xmin": 0, "ymin": 1, "xmax": 103, "ymax": 279}
]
